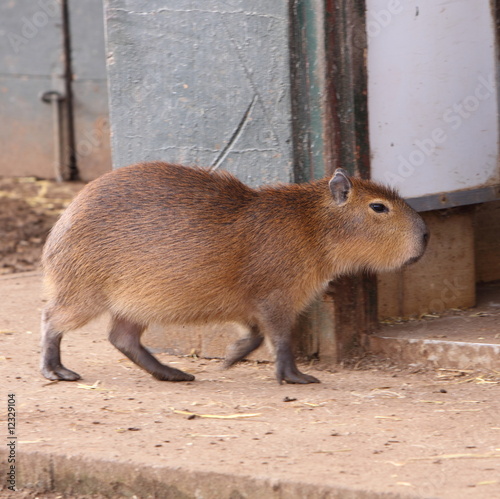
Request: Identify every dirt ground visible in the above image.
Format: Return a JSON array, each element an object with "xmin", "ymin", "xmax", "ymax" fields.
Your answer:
[
  {"xmin": 1, "ymin": 180, "xmax": 500, "ymax": 499},
  {"xmin": 0, "ymin": 178, "xmax": 84, "ymax": 275}
]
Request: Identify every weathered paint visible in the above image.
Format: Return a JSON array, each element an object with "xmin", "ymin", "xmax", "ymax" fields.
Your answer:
[
  {"xmin": 104, "ymin": 0, "xmax": 294, "ymax": 186},
  {"xmin": 324, "ymin": 0, "xmax": 371, "ymax": 179},
  {"xmin": 289, "ymin": 0, "xmax": 327, "ymax": 182}
]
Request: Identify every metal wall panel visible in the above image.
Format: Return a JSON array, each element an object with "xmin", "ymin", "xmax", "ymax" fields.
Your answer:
[
  {"xmin": 104, "ymin": 0, "xmax": 294, "ymax": 186},
  {"xmin": 0, "ymin": 0, "xmax": 111, "ymax": 180},
  {"xmin": 367, "ymin": 0, "xmax": 499, "ymax": 201},
  {"xmin": 0, "ymin": 0, "xmax": 66, "ymax": 178}
]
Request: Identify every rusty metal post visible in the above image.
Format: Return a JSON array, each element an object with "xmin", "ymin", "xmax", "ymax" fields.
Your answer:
[
  {"xmin": 290, "ymin": 0, "xmax": 377, "ymax": 363},
  {"xmin": 322, "ymin": 0, "xmax": 378, "ymax": 361}
]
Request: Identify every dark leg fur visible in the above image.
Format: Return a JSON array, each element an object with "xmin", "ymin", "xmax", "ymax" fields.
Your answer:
[
  {"xmin": 223, "ymin": 325, "xmax": 264, "ymax": 368},
  {"xmin": 40, "ymin": 309, "xmax": 81, "ymax": 381},
  {"xmin": 274, "ymin": 341, "xmax": 319, "ymax": 384},
  {"xmin": 108, "ymin": 317, "xmax": 194, "ymax": 381},
  {"xmin": 255, "ymin": 304, "xmax": 320, "ymax": 385}
]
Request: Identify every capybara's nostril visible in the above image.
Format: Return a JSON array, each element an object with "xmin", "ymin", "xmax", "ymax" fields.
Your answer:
[{"xmin": 423, "ymin": 231, "xmax": 430, "ymax": 246}]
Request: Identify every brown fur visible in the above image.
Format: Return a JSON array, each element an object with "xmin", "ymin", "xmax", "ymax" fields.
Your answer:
[{"xmin": 40, "ymin": 162, "xmax": 428, "ymax": 384}]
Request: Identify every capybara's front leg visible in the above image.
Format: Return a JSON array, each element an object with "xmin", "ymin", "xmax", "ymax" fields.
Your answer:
[{"xmin": 255, "ymin": 302, "xmax": 320, "ymax": 385}]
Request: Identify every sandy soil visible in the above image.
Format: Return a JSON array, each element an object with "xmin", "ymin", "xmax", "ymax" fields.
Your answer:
[{"xmin": 0, "ymin": 177, "xmax": 83, "ymax": 275}]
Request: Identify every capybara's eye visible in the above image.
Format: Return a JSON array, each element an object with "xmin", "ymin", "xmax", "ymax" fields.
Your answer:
[{"xmin": 369, "ymin": 203, "xmax": 389, "ymax": 213}]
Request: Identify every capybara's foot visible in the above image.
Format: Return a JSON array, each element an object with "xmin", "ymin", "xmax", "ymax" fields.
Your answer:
[
  {"xmin": 152, "ymin": 366, "xmax": 195, "ymax": 382},
  {"xmin": 281, "ymin": 371, "xmax": 320, "ymax": 384},
  {"xmin": 41, "ymin": 364, "xmax": 81, "ymax": 381}
]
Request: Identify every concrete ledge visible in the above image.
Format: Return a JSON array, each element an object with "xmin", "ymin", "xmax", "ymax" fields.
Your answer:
[
  {"xmin": 144, "ymin": 323, "xmax": 274, "ymax": 362},
  {"xmin": 2, "ymin": 451, "xmax": 417, "ymax": 499},
  {"xmin": 368, "ymin": 336, "xmax": 500, "ymax": 370}
]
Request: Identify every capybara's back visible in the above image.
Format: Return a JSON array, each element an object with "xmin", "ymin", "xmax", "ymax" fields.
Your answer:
[{"xmin": 41, "ymin": 162, "xmax": 428, "ymax": 384}]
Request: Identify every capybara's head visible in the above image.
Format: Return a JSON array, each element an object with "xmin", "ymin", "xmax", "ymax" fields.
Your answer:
[{"xmin": 326, "ymin": 168, "xmax": 429, "ymax": 273}]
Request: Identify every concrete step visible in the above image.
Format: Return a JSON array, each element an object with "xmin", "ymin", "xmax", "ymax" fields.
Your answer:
[{"xmin": 368, "ymin": 281, "xmax": 500, "ymax": 371}]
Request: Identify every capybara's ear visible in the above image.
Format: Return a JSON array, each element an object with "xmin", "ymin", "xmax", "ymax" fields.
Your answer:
[{"xmin": 329, "ymin": 168, "xmax": 352, "ymax": 206}]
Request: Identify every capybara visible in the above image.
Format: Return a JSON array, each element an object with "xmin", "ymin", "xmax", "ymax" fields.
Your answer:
[{"xmin": 40, "ymin": 162, "xmax": 428, "ymax": 384}]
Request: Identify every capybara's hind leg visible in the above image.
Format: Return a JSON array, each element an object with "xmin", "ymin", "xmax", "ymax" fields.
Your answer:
[
  {"xmin": 108, "ymin": 316, "xmax": 195, "ymax": 381},
  {"xmin": 40, "ymin": 308, "xmax": 81, "ymax": 381},
  {"xmin": 223, "ymin": 325, "xmax": 264, "ymax": 368}
]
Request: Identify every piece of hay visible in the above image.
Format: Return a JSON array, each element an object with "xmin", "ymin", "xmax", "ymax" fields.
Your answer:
[{"xmin": 170, "ymin": 407, "xmax": 261, "ymax": 419}]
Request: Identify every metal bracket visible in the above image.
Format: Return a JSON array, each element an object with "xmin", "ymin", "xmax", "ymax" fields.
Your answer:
[{"xmin": 41, "ymin": 90, "xmax": 65, "ymax": 104}]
